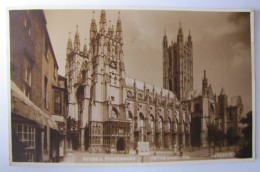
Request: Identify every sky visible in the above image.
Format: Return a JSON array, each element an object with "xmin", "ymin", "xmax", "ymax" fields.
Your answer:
[{"xmin": 44, "ymin": 9, "xmax": 252, "ymax": 114}]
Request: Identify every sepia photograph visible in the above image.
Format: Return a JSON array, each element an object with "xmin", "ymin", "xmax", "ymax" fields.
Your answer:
[{"xmin": 9, "ymin": 8, "xmax": 254, "ymax": 165}]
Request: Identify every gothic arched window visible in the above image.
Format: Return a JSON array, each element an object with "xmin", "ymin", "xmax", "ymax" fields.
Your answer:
[
  {"xmin": 150, "ymin": 115, "xmax": 154, "ymax": 128},
  {"xmin": 158, "ymin": 116, "xmax": 163, "ymax": 130},
  {"xmin": 169, "ymin": 79, "xmax": 172, "ymax": 91},
  {"xmin": 112, "ymin": 107, "xmax": 119, "ymax": 119},
  {"xmin": 195, "ymin": 103, "xmax": 200, "ymax": 112},
  {"xmin": 139, "ymin": 113, "xmax": 144, "ymax": 128},
  {"xmin": 210, "ymin": 104, "xmax": 215, "ymax": 113},
  {"xmin": 168, "ymin": 117, "xmax": 171, "ymax": 130}
]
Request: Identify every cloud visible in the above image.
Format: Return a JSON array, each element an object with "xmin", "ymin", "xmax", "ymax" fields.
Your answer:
[{"xmin": 230, "ymin": 41, "xmax": 251, "ymax": 73}]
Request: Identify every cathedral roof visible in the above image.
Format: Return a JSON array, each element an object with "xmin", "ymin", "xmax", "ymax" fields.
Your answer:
[{"xmin": 125, "ymin": 76, "xmax": 176, "ymax": 99}]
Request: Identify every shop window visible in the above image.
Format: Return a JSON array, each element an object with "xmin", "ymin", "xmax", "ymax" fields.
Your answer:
[{"xmin": 15, "ymin": 124, "xmax": 35, "ymax": 162}]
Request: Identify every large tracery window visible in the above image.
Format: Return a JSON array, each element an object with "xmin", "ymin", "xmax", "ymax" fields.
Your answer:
[
  {"xmin": 139, "ymin": 113, "xmax": 145, "ymax": 141},
  {"xmin": 158, "ymin": 116, "xmax": 163, "ymax": 143}
]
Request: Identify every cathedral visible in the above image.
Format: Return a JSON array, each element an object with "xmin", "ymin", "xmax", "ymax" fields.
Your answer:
[
  {"xmin": 65, "ymin": 10, "xmax": 243, "ymax": 154},
  {"xmin": 162, "ymin": 25, "xmax": 243, "ymax": 147}
]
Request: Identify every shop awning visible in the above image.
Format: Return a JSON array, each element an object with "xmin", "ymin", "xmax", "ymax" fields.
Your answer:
[{"xmin": 11, "ymin": 81, "xmax": 58, "ymax": 130}]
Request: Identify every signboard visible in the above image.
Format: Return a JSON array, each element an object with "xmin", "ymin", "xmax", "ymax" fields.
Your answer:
[{"xmin": 137, "ymin": 142, "xmax": 150, "ymax": 155}]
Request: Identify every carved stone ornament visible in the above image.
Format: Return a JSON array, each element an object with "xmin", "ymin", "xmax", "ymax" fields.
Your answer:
[
  {"xmin": 110, "ymin": 60, "xmax": 117, "ymax": 69},
  {"xmin": 127, "ymin": 90, "xmax": 134, "ymax": 99},
  {"xmin": 138, "ymin": 93, "xmax": 143, "ymax": 100}
]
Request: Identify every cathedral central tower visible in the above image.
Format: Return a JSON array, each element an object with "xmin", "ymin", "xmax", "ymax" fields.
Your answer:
[{"xmin": 162, "ymin": 23, "xmax": 193, "ymax": 101}]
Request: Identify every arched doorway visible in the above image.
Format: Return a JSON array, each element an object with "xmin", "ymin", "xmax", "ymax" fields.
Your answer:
[{"xmin": 116, "ymin": 138, "xmax": 125, "ymax": 151}]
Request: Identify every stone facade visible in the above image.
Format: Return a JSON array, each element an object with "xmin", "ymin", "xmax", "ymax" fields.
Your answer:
[
  {"xmin": 66, "ymin": 10, "xmax": 191, "ymax": 153},
  {"xmin": 183, "ymin": 71, "xmax": 243, "ymax": 147}
]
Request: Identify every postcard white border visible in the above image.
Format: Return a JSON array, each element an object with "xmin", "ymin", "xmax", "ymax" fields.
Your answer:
[{"xmin": 6, "ymin": 6, "xmax": 255, "ymax": 167}]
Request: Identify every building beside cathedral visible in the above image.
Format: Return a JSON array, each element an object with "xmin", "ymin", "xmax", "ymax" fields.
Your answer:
[
  {"xmin": 10, "ymin": 10, "xmax": 67, "ymax": 162},
  {"xmin": 65, "ymin": 10, "xmax": 243, "ymax": 154}
]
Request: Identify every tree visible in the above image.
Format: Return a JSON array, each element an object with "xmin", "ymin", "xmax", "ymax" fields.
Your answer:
[
  {"xmin": 214, "ymin": 128, "xmax": 224, "ymax": 152},
  {"xmin": 206, "ymin": 122, "xmax": 216, "ymax": 156},
  {"xmin": 235, "ymin": 111, "xmax": 252, "ymax": 158},
  {"xmin": 207, "ymin": 121, "xmax": 225, "ymax": 155},
  {"xmin": 225, "ymin": 127, "xmax": 239, "ymax": 150},
  {"xmin": 67, "ymin": 116, "xmax": 80, "ymax": 150}
]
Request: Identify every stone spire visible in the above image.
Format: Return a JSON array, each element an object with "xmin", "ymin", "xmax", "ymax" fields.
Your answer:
[
  {"xmin": 66, "ymin": 32, "xmax": 72, "ymax": 55},
  {"xmin": 83, "ymin": 38, "xmax": 87, "ymax": 55},
  {"xmin": 177, "ymin": 21, "xmax": 183, "ymax": 43},
  {"xmin": 116, "ymin": 11, "xmax": 122, "ymax": 42},
  {"xmin": 74, "ymin": 25, "xmax": 80, "ymax": 52},
  {"xmin": 163, "ymin": 29, "xmax": 168, "ymax": 48},
  {"xmin": 188, "ymin": 30, "xmax": 192, "ymax": 47},
  {"xmin": 108, "ymin": 20, "xmax": 114, "ymax": 37},
  {"xmin": 90, "ymin": 11, "xmax": 97, "ymax": 40},
  {"xmin": 99, "ymin": 10, "xmax": 107, "ymax": 34},
  {"xmin": 208, "ymin": 84, "xmax": 213, "ymax": 96},
  {"xmin": 202, "ymin": 70, "xmax": 208, "ymax": 96},
  {"xmin": 188, "ymin": 30, "xmax": 192, "ymax": 40}
]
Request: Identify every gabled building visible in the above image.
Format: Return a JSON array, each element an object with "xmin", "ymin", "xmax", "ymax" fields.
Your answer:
[{"xmin": 10, "ymin": 10, "xmax": 67, "ymax": 162}]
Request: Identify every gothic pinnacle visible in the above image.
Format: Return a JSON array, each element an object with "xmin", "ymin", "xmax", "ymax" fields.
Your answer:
[
  {"xmin": 66, "ymin": 32, "xmax": 72, "ymax": 54},
  {"xmin": 83, "ymin": 38, "xmax": 87, "ymax": 55},
  {"xmin": 118, "ymin": 11, "xmax": 121, "ymax": 20},
  {"xmin": 92, "ymin": 11, "xmax": 95, "ymax": 19},
  {"xmin": 204, "ymin": 70, "xmax": 207, "ymax": 79},
  {"xmin": 74, "ymin": 24, "xmax": 80, "ymax": 52}
]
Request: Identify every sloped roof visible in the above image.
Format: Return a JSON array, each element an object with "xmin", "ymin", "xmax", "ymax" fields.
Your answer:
[{"xmin": 125, "ymin": 76, "xmax": 176, "ymax": 99}]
